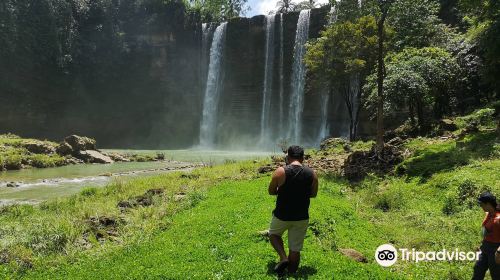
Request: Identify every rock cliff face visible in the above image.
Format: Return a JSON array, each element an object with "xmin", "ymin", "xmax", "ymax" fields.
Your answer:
[
  {"xmin": 0, "ymin": 2, "xmax": 373, "ymax": 149},
  {"xmin": 210, "ymin": 6, "xmax": 355, "ymax": 148}
]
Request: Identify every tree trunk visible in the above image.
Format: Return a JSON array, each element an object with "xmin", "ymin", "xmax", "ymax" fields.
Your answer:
[
  {"xmin": 416, "ymin": 95, "xmax": 425, "ymax": 134},
  {"xmin": 343, "ymin": 84, "xmax": 354, "ymax": 141},
  {"xmin": 376, "ymin": 6, "xmax": 388, "ymax": 152},
  {"xmin": 409, "ymin": 99, "xmax": 416, "ymax": 127}
]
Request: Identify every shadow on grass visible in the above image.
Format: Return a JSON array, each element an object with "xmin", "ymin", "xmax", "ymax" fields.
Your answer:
[
  {"xmin": 397, "ymin": 131, "xmax": 497, "ymax": 180},
  {"xmin": 266, "ymin": 261, "xmax": 318, "ymax": 279}
]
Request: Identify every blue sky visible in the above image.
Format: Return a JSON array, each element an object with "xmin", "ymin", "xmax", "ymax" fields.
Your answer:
[{"xmin": 244, "ymin": 0, "xmax": 330, "ymax": 17}]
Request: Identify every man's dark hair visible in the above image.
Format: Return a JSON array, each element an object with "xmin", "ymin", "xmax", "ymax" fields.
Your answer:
[{"xmin": 287, "ymin": 145, "xmax": 304, "ymax": 159}]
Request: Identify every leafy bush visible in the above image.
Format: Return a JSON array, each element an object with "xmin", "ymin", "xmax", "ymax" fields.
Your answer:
[
  {"xmin": 3, "ymin": 154, "xmax": 22, "ymax": 170},
  {"xmin": 25, "ymin": 227, "xmax": 68, "ymax": 255},
  {"xmin": 455, "ymin": 108, "xmax": 495, "ymax": 129},
  {"xmin": 374, "ymin": 192, "xmax": 405, "ymax": 212},
  {"xmin": 29, "ymin": 154, "xmax": 65, "ymax": 168},
  {"xmin": 80, "ymin": 187, "xmax": 98, "ymax": 197},
  {"xmin": 442, "ymin": 179, "xmax": 487, "ymax": 215},
  {"xmin": 442, "ymin": 194, "xmax": 459, "ymax": 215},
  {"xmin": 456, "ymin": 179, "xmax": 480, "ymax": 208},
  {"xmin": 127, "ymin": 154, "xmax": 156, "ymax": 162}
]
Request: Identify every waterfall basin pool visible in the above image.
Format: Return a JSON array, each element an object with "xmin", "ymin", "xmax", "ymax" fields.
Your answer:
[{"xmin": 0, "ymin": 149, "xmax": 275, "ymax": 205}]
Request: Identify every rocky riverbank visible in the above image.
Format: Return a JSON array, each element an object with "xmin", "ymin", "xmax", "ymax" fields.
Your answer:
[{"xmin": 0, "ymin": 134, "xmax": 166, "ymax": 171}]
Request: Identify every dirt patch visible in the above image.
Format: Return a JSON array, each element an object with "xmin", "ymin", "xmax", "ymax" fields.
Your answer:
[
  {"xmin": 85, "ymin": 215, "xmax": 124, "ymax": 243},
  {"xmin": 343, "ymin": 144, "xmax": 405, "ymax": 182},
  {"xmin": 339, "ymin": 248, "xmax": 367, "ymax": 263},
  {"xmin": 117, "ymin": 188, "xmax": 165, "ymax": 210},
  {"xmin": 306, "ymin": 155, "xmax": 347, "ymax": 174},
  {"xmin": 174, "ymin": 191, "xmax": 187, "ymax": 202},
  {"xmin": 258, "ymin": 165, "xmax": 275, "ymax": 174}
]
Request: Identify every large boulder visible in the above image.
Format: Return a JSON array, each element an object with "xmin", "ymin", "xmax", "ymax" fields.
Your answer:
[
  {"xmin": 64, "ymin": 135, "xmax": 96, "ymax": 151},
  {"xmin": 102, "ymin": 152, "xmax": 130, "ymax": 162},
  {"xmin": 76, "ymin": 150, "xmax": 113, "ymax": 164},
  {"xmin": 320, "ymin": 138, "xmax": 348, "ymax": 151},
  {"xmin": 56, "ymin": 142, "xmax": 73, "ymax": 156},
  {"xmin": 439, "ymin": 119, "xmax": 458, "ymax": 132}
]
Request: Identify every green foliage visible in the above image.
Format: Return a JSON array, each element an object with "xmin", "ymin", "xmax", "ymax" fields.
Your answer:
[
  {"xmin": 364, "ymin": 47, "xmax": 459, "ymax": 130},
  {"xmin": 443, "ymin": 179, "xmax": 489, "ymax": 215},
  {"xmin": 305, "ymin": 15, "xmax": 379, "ymax": 139},
  {"xmin": 388, "ymin": 0, "xmax": 444, "ymax": 49},
  {"xmin": 2, "ymin": 154, "xmax": 22, "ymax": 170},
  {"xmin": 80, "ymin": 187, "xmax": 98, "ymax": 197},
  {"xmin": 397, "ymin": 131, "xmax": 498, "ymax": 178},
  {"xmin": 126, "ymin": 153, "xmax": 158, "ymax": 162},
  {"xmin": 189, "ymin": 0, "xmax": 248, "ymax": 21},
  {"xmin": 28, "ymin": 154, "xmax": 65, "ymax": 168},
  {"xmin": 275, "ymin": 0, "xmax": 295, "ymax": 13},
  {"xmin": 0, "ymin": 135, "xmax": 64, "ymax": 170},
  {"xmin": 455, "ymin": 108, "xmax": 495, "ymax": 129},
  {"xmin": 305, "ymin": 16, "xmax": 378, "ymax": 86},
  {"xmin": 457, "ymin": 0, "xmax": 500, "ymax": 96}
]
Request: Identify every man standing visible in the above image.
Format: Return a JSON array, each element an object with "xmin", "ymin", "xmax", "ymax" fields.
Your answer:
[{"xmin": 268, "ymin": 145, "xmax": 319, "ymax": 275}]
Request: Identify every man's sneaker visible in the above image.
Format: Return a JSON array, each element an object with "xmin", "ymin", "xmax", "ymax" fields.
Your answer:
[{"xmin": 274, "ymin": 259, "xmax": 289, "ymax": 274}]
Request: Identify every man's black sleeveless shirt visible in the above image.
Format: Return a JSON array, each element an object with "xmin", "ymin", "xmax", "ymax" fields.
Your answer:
[{"xmin": 273, "ymin": 164, "xmax": 314, "ymax": 221}]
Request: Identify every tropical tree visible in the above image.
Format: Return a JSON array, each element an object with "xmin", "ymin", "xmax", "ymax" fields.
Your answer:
[
  {"xmin": 295, "ymin": 0, "xmax": 317, "ymax": 11},
  {"xmin": 459, "ymin": 0, "xmax": 500, "ymax": 97},
  {"xmin": 305, "ymin": 16, "xmax": 379, "ymax": 141},
  {"xmin": 364, "ymin": 47, "xmax": 459, "ymax": 132},
  {"xmin": 191, "ymin": 0, "xmax": 248, "ymax": 21},
  {"xmin": 374, "ymin": 0, "xmax": 393, "ymax": 151},
  {"xmin": 275, "ymin": 0, "xmax": 295, "ymax": 13},
  {"xmin": 388, "ymin": 0, "xmax": 443, "ymax": 50}
]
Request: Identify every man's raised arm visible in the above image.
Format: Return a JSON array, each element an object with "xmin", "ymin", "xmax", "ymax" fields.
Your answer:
[
  {"xmin": 268, "ymin": 167, "xmax": 285, "ymax": 195},
  {"xmin": 310, "ymin": 171, "xmax": 318, "ymax": 198}
]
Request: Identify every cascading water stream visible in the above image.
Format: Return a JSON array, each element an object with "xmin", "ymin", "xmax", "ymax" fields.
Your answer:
[
  {"xmin": 199, "ymin": 22, "xmax": 227, "ymax": 148},
  {"xmin": 201, "ymin": 23, "xmax": 213, "ymax": 93},
  {"xmin": 288, "ymin": 9, "xmax": 310, "ymax": 144},
  {"xmin": 259, "ymin": 15, "xmax": 276, "ymax": 145},
  {"xmin": 278, "ymin": 13, "xmax": 285, "ymax": 137},
  {"xmin": 317, "ymin": 90, "xmax": 330, "ymax": 143}
]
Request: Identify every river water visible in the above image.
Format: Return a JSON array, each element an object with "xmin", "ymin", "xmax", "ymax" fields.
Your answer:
[{"xmin": 0, "ymin": 149, "xmax": 273, "ymax": 205}]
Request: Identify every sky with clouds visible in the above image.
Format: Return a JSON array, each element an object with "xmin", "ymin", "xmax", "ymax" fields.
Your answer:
[{"xmin": 244, "ymin": 0, "xmax": 330, "ymax": 17}]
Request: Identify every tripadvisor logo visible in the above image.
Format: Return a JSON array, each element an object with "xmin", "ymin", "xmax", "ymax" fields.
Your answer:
[
  {"xmin": 375, "ymin": 244, "xmax": 398, "ymax": 267},
  {"xmin": 375, "ymin": 244, "xmax": 480, "ymax": 267}
]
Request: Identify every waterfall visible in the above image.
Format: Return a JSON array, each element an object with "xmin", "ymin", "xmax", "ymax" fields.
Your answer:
[
  {"xmin": 199, "ymin": 22, "xmax": 227, "ymax": 148},
  {"xmin": 201, "ymin": 23, "xmax": 211, "ymax": 57},
  {"xmin": 288, "ymin": 9, "xmax": 310, "ymax": 144},
  {"xmin": 317, "ymin": 91, "xmax": 330, "ymax": 143},
  {"xmin": 278, "ymin": 13, "xmax": 285, "ymax": 137},
  {"xmin": 259, "ymin": 15, "xmax": 276, "ymax": 145},
  {"xmin": 201, "ymin": 23, "xmax": 213, "ymax": 93}
]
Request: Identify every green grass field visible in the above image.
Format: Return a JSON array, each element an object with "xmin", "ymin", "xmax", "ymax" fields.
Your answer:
[
  {"xmin": 16, "ymin": 177, "xmax": 400, "ymax": 279},
  {"xmin": 0, "ymin": 107, "xmax": 498, "ymax": 279}
]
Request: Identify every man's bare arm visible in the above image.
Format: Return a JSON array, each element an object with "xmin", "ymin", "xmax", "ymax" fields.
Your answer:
[
  {"xmin": 310, "ymin": 171, "xmax": 318, "ymax": 198},
  {"xmin": 268, "ymin": 167, "xmax": 285, "ymax": 195}
]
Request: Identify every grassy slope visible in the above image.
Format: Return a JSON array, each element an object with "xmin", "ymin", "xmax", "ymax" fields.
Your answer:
[{"xmin": 15, "ymin": 178, "xmax": 398, "ymax": 280}]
